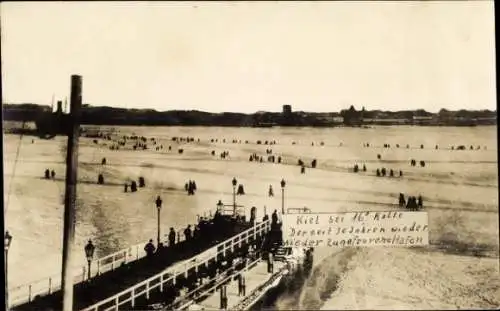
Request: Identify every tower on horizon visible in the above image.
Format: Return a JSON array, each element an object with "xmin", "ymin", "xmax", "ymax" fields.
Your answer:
[
  {"xmin": 283, "ymin": 105, "xmax": 292, "ymax": 115},
  {"xmin": 281, "ymin": 105, "xmax": 294, "ymax": 126}
]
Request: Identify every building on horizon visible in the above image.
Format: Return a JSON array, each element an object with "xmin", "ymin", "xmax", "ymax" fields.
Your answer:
[
  {"xmin": 412, "ymin": 115, "xmax": 435, "ymax": 126},
  {"xmin": 340, "ymin": 105, "xmax": 364, "ymax": 126},
  {"xmin": 281, "ymin": 104, "xmax": 295, "ymax": 125},
  {"xmin": 283, "ymin": 105, "xmax": 292, "ymax": 115}
]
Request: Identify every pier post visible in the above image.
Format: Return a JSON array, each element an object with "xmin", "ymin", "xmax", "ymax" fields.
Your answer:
[
  {"xmin": 131, "ymin": 290, "xmax": 135, "ymax": 307},
  {"xmin": 48, "ymin": 277, "xmax": 52, "ymax": 294},
  {"xmin": 61, "ymin": 75, "xmax": 83, "ymax": 311},
  {"xmin": 220, "ymin": 285, "xmax": 227, "ymax": 310}
]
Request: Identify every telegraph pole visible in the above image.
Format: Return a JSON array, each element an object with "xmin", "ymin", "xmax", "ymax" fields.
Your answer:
[{"xmin": 61, "ymin": 75, "xmax": 83, "ymax": 311}]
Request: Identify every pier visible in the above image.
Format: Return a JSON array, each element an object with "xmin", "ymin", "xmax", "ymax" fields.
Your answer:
[
  {"xmin": 11, "ymin": 218, "xmax": 270, "ymax": 311},
  {"xmin": 9, "ymin": 220, "xmax": 211, "ymax": 308}
]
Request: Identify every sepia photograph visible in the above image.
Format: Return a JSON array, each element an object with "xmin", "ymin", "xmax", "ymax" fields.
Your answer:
[{"xmin": 1, "ymin": 1, "xmax": 498, "ymax": 310}]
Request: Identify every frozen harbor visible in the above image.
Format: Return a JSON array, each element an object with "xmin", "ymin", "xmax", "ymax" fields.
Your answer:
[{"xmin": 3, "ymin": 125, "xmax": 499, "ymax": 310}]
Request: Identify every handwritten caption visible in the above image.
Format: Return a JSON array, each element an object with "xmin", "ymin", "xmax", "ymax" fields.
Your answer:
[{"xmin": 282, "ymin": 211, "xmax": 429, "ymax": 248}]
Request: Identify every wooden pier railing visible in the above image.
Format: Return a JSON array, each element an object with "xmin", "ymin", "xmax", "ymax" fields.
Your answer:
[
  {"xmin": 231, "ymin": 264, "xmax": 288, "ymax": 311},
  {"xmin": 80, "ymin": 220, "xmax": 271, "ymax": 311},
  {"xmin": 174, "ymin": 257, "xmax": 262, "ymax": 310},
  {"xmin": 8, "ymin": 225, "xmax": 192, "ymax": 308}
]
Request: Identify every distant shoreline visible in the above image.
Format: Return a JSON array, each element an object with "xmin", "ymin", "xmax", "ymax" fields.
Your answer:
[
  {"xmin": 2, "ymin": 103, "xmax": 496, "ymax": 132},
  {"xmin": 2, "ymin": 121, "xmax": 496, "ymax": 137}
]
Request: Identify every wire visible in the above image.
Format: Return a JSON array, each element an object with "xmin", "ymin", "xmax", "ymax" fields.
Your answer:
[{"xmin": 4, "ymin": 122, "xmax": 25, "ymax": 218}]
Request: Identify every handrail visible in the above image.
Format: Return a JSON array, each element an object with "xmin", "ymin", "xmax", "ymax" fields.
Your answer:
[
  {"xmin": 94, "ymin": 220, "xmax": 270, "ymax": 311},
  {"xmin": 170, "ymin": 219, "xmax": 264, "ymax": 275},
  {"xmin": 8, "ymin": 223, "xmax": 193, "ymax": 308},
  {"xmin": 173, "ymin": 257, "xmax": 262, "ymax": 310},
  {"xmin": 81, "ymin": 219, "xmax": 271, "ymax": 311},
  {"xmin": 287, "ymin": 207, "xmax": 311, "ymax": 213},
  {"xmin": 231, "ymin": 265, "xmax": 288, "ymax": 311}
]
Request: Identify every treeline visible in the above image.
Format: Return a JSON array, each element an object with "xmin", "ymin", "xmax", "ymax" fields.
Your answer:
[
  {"xmin": 2, "ymin": 104, "xmax": 255, "ymax": 126},
  {"xmin": 1, "ymin": 103, "xmax": 497, "ymax": 127},
  {"xmin": 80, "ymin": 109, "xmax": 255, "ymax": 126},
  {"xmin": 2, "ymin": 103, "xmax": 51, "ymax": 121},
  {"xmin": 362, "ymin": 108, "xmax": 496, "ymax": 120}
]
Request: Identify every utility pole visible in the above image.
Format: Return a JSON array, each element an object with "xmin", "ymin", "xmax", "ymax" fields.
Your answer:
[{"xmin": 61, "ymin": 75, "xmax": 83, "ymax": 311}]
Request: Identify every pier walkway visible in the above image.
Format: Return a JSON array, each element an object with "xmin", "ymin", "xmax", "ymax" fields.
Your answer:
[
  {"xmin": 194, "ymin": 260, "xmax": 286, "ymax": 311},
  {"xmin": 12, "ymin": 220, "xmax": 270, "ymax": 311},
  {"xmin": 9, "ymin": 218, "xmax": 209, "ymax": 308}
]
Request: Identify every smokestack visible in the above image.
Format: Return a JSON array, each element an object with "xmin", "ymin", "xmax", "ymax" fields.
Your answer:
[{"xmin": 57, "ymin": 101, "xmax": 63, "ymax": 114}]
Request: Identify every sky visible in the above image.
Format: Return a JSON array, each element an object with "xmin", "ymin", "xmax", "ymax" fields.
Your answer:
[{"xmin": 1, "ymin": 1, "xmax": 496, "ymax": 113}]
